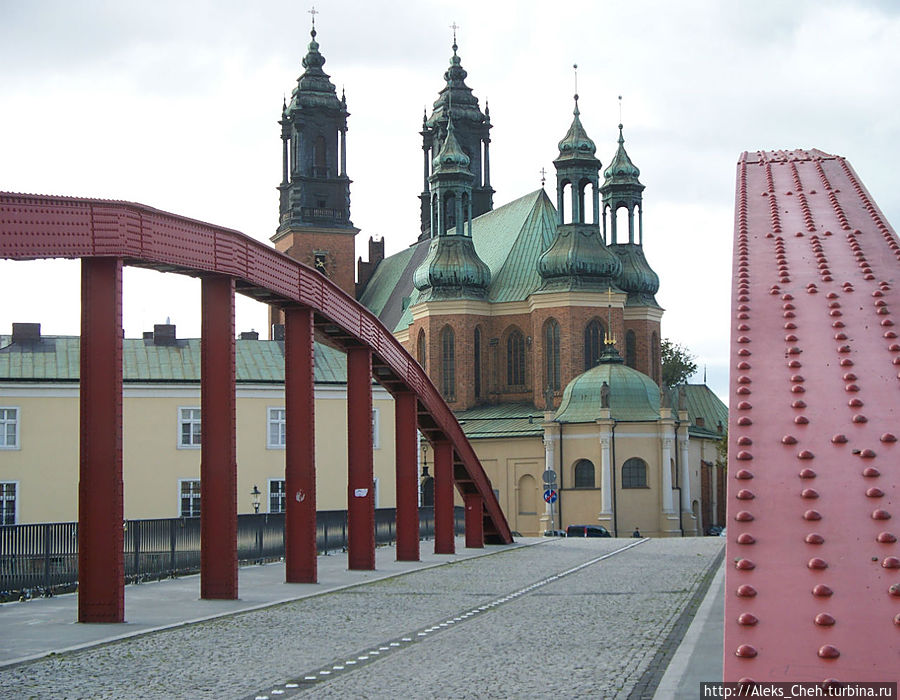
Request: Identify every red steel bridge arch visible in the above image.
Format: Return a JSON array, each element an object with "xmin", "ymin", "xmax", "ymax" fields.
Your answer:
[
  {"xmin": 0, "ymin": 191, "xmax": 513, "ymax": 623},
  {"xmin": 726, "ymin": 150, "xmax": 899, "ymax": 683}
]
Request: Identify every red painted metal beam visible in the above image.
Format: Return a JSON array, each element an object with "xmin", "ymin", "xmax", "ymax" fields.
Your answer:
[
  {"xmin": 347, "ymin": 346, "xmax": 375, "ymax": 570},
  {"xmin": 464, "ymin": 492, "xmax": 484, "ymax": 549},
  {"xmin": 78, "ymin": 257, "xmax": 124, "ymax": 623},
  {"xmin": 200, "ymin": 275, "xmax": 237, "ymax": 599},
  {"xmin": 284, "ymin": 307, "xmax": 317, "ymax": 582},
  {"xmin": 394, "ymin": 391, "xmax": 419, "ymax": 562},
  {"xmin": 0, "ymin": 191, "xmax": 513, "ymax": 547},
  {"xmin": 433, "ymin": 441, "xmax": 455, "ymax": 555},
  {"xmin": 726, "ymin": 150, "xmax": 899, "ymax": 683}
]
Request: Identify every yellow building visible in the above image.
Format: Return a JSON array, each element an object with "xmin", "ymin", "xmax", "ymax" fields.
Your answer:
[{"xmin": 0, "ymin": 324, "xmax": 396, "ymax": 525}]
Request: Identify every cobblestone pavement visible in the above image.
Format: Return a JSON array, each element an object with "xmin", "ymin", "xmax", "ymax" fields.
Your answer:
[{"xmin": 2, "ymin": 537, "xmax": 723, "ymax": 699}]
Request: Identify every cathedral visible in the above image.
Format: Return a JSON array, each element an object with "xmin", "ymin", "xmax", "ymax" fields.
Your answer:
[{"xmin": 271, "ymin": 23, "xmax": 727, "ymax": 537}]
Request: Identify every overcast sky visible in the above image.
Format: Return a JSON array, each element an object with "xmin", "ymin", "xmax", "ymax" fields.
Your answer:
[{"xmin": 2, "ymin": 0, "xmax": 899, "ymax": 403}]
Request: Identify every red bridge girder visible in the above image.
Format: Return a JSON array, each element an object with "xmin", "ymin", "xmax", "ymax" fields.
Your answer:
[
  {"xmin": 0, "ymin": 191, "xmax": 513, "ymax": 622},
  {"xmin": 726, "ymin": 151, "xmax": 899, "ymax": 682}
]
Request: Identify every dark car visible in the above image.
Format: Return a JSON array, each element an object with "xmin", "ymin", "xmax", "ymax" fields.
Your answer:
[
  {"xmin": 566, "ymin": 524, "xmax": 611, "ymax": 538},
  {"xmin": 543, "ymin": 529, "xmax": 567, "ymax": 537}
]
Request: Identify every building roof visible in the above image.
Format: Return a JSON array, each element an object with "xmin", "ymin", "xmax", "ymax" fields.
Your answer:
[
  {"xmin": 678, "ymin": 383, "xmax": 728, "ymax": 439},
  {"xmin": 0, "ymin": 336, "xmax": 348, "ymax": 384},
  {"xmin": 454, "ymin": 402, "xmax": 545, "ymax": 439},
  {"xmin": 554, "ymin": 356, "xmax": 662, "ymax": 423},
  {"xmin": 364, "ymin": 189, "xmax": 557, "ymax": 331}
]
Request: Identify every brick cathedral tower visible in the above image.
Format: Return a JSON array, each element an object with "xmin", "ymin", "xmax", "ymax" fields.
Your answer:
[{"xmin": 271, "ymin": 16, "xmax": 358, "ymax": 328}]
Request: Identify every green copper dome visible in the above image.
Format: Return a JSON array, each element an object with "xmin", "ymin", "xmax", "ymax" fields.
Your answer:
[
  {"xmin": 289, "ymin": 27, "xmax": 342, "ymax": 111},
  {"xmin": 412, "ymin": 235, "xmax": 491, "ymax": 301},
  {"xmin": 432, "ymin": 119, "xmax": 471, "ymax": 173},
  {"xmin": 613, "ymin": 243, "xmax": 660, "ymax": 306},
  {"xmin": 538, "ymin": 223, "xmax": 623, "ymax": 291},
  {"xmin": 554, "ymin": 345, "xmax": 661, "ymax": 423},
  {"xmin": 603, "ymin": 124, "xmax": 643, "ymax": 187},
  {"xmin": 555, "ymin": 98, "xmax": 600, "ymax": 165}
]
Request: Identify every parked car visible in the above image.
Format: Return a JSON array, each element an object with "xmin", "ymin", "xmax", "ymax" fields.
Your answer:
[
  {"xmin": 566, "ymin": 524, "xmax": 611, "ymax": 538},
  {"xmin": 544, "ymin": 529, "xmax": 567, "ymax": 537}
]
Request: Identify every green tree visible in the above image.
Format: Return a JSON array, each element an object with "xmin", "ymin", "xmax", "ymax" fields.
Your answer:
[{"xmin": 661, "ymin": 338, "xmax": 698, "ymax": 387}]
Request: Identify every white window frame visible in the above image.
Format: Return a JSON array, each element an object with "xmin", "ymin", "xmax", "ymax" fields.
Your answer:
[
  {"xmin": 268, "ymin": 478, "xmax": 286, "ymax": 513},
  {"xmin": 178, "ymin": 478, "xmax": 201, "ymax": 517},
  {"xmin": 372, "ymin": 407, "xmax": 380, "ymax": 450},
  {"xmin": 0, "ymin": 481, "xmax": 18, "ymax": 525},
  {"xmin": 373, "ymin": 476, "xmax": 380, "ymax": 509},
  {"xmin": 177, "ymin": 406, "xmax": 202, "ymax": 449},
  {"xmin": 0, "ymin": 407, "xmax": 20, "ymax": 450},
  {"xmin": 267, "ymin": 407, "xmax": 286, "ymax": 449}
]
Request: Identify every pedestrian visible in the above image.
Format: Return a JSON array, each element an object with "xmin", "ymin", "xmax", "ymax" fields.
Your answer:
[{"xmin": 632, "ymin": 527, "xmax": 641, "ymax": 538}]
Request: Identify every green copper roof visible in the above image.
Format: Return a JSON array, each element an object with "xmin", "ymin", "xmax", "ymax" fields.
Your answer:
[
  {"xmin": 431, "ymin": 119, "xmax": 471, "ymax": 173},
  {"xmin": 677, "ymin": 384, "xmax": 729, "ymax": 439},
  {"xmin": 537, "ymin": 222, "xmax": 623, "ymax": 292},
  {"xmin": 412, "ymin": 234, "xmax": 491, "ymax": 301},
  {"xmin": 602, "ymin": 124, "xmax": 643, "ymax": 187},
  {"xmin": 554, "ymin": 350, "xmax": 661, "ymax": 423},
  {"xmin": 0, "ymin": 336, "xmax": 347, "ymax": 384},
  {"xmin": 612, "ymin": 243, "xmax": 660, "ymax": 306},
  {"xmin": 555, "ymin": 98, "xmax": 599, "ymax": 165},
  {"xmin": 455, "ymin": 402, "xmax": 545, "ymax": 439}
]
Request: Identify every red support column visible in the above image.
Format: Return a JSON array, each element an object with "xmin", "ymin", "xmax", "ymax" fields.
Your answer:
[
  {"xmin": 464, "ymin": 492, "xmax": 484, "ymax": 549},
  {"xmin": 347, "ymin": 346, "xmax": 375, "ymax": 570},
  {"xmin": 433, "ymin": 440, "xmax": 455, "ymax": 554},
  {"xmin": 78, "ymin": 257, "xmax": 124, "ymax": 623},
  {"xmin": 284, "ymin": 307, "xmax": 317, "ymax": 582},
  {"xmin": 200, "ymin": 275, "xmax": 237, "ymax": 599},
  {"xmin": 394, "ymin": 392, "xmax": 419, "ymax": 561}
]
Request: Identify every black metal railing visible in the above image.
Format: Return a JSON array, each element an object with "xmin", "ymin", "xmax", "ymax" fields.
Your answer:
[{"xmin": 0, "ymin": 507, "xmax": 464, "ymax": 601}]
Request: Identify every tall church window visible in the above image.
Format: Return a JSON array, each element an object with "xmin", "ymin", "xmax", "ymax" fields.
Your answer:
[
  {"xmin": 417, "ymin": 329, "xmax": 427, "ymax": 371},
  {"xmin": 584, "ymin": 319, "xmax": 604, "ymax": 371},
  {"xmin": 545, "ymin": 319, "xmax": 561, "ymax": 393},
  {"xmin": 474, "ymin": 327, "xmax": 482, "ymax": 399},
  {"xmin": 574, "ymin": 459, "xmax": 595, "ymax": 488},
  {"xmin": 625, "ymin": 330, "xmax": 637, "ymax": 369},
  {"xmin": 506, "ymin": 329, "xmax": 525, "ymax": 387},
  {"xmin": 622, "ymin": 457, "xmax": 648, "ymax": 488},
  {"xmin": 313, "ymin": 135, "xmax": 327, "ymax": 178},
  {"xmin": 444, "ymin": 192, "xmax": 457, "ymax": 232},
  {"xmin": 441, "ymin": 325, "xmax": 455, "ymax": 400}
]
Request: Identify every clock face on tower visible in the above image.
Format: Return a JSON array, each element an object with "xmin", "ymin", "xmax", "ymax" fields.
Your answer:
[{"xmin": 313, "ymin": 251, "xmax": 329, "ymax": 276}]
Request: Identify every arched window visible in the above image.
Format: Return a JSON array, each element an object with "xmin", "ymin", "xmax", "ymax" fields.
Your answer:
[
  {"xmin": 625, "ymin": 330, "xmax": 637, "ymax": 369},
  {"xmin": 622, "ymin": 457, "xmax": 648, "ymax": 488},
  {"xmin": 417, "ymin": 329, "xmax": 426, "ymax": 371},
  {"xmin": 518, "ymin": 474, "xmax": 537, "ymax": 515},
  {"xmin": 584, "ymin": 319, "xmax": 604, "ymax": 371},
  {"xmin": 574, "ymin": 459, "xmax": 595, "ymax": 488},
  {"xmin": 474, "ymin": 327, "xmax": 482, "ymax": 399},
  {"xmin": 314, "ymin": 135, "xmax": 327, "ymax": 178},
  {"xmin": 506, "ymin": 329, "xmax": 525, "ymax": 387},
  {"xmin": 545, "ymin": 319, "xmax": 561, "ymax": 393},
  {"xmin": 444, "ymin": 192, "xmax": 457, "ymax": 232},
  {"xmin": 441, "ymin": 326, "xmax": 455, "ymax": 400}
]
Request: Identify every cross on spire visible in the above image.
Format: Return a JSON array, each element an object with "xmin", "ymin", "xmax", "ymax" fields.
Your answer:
[
  {"xmin": 450, "ymin": 21, "xmax": 459, "ymax": 45},
  {"xmin": 308, "ymin": 5, "xmax": 318, "ymax": 29},
  {"xmin": 573, "ymin": 64, "xmax": 579, "ymax": 101},
  {"xmin": 618, "ymin": 94, "xmax": 623, "ymax": 124},
  {"xmin": 540, "ymin": 167, "xmax": 547, "ymax": 188}
]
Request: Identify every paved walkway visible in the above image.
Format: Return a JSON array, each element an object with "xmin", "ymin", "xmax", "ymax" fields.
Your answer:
[{"xmin": 0, "ymin": 537, "xmax": 725, "ymax": 698}]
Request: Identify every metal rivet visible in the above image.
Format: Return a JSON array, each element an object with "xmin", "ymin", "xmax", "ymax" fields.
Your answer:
[
  {"xmin": 891, "ymin": 584, "xmax": 900, "ymax": 597},
  {"xmin": 818, "ymin": 645, "xmax": 840, "ymax": 659},
  {"xmin": 842, "ymin": 372, "xmax": 858, "ymax": 381},
  {"xmin": 737, "ymin": 489, "xmax": 755, "ymax": 500},
  {"xmin": 735, "ymin": 644, "xmax": 758, "ymax": 658},
  {"xmin": 801, "ymin": 488, "xmax": 819, "ymax": 499},
  {"xmin": 738, "ymin": 401, "xmax": 752, "ymax": 410},
  {"xmin": 737, "ymin": 584, "xmax": 757, "ymax": 597},
  {"xmin": 795, "ymin": 416, "xmax": 810, "ymax": 424},
  {"xmin": 862, "ymin": 467, "xmax": 881, "ymax": 477},
  {"xmin": 736, "ymin": 451, "xmax": 753, "ymax": 461},
  {"xmin": 798, "ymin": 450, "xmax": 815, "ymax": 459},
  {"xmin": 845, "ymin": 383, "xmax": 859, "ymax": 391},
  {"xmin": 735, "ymin": 469, "xmax": 754, "ymax": 480},
  {"xmin": 737, "ymin": 375, "xmax": 752, "ymax": 384},
  {"xmin": 808, "ymin": 557, "xmax": 828, "ymax": 570},
  {"xmin": 737, "ymin": 436, "xmax": 753, "ymax": 446},
  {"xmin": 737, "ymin": 361, "xmax": 751, "ymax": 370},
  {"xmin": 736, "ymin": 559, "xmax": 756, "ymax": 570},
  {"xmin": 737, "ymin": 612, "xmax": 758, "ymax": 626},
  {"xmin": 788, "ymin": 359, "xmax": 802, "ymax": 368},
  {"xmin": 852, "ymin": 414, "xmax": 867, "ymax": 423},
  {"xmin": 848, "ymin": 398, "xmax": 864, "ymax": 407},
  {"xmin": 866, "ymin": 487, "xmax": 885, "ymax": 498},
  {"xmin": 738, "ymin": 417, "xmax": 753, "ymax": 426},
  {"xmin": 840, "ymin": 358, "xmax": 854, "ymax": 366},
  {"xmin": 876, "ymin": 532, "xmax": 897, "ymax": 543},
  {"xmin": 782, "ymin": 435, "xmax": 798, "ymax": 444},
  {"xmin": 881, "ymin": 433, "xmax": 897, "ymax": 443},
  {"xmin": 803, "ymin": 510, "xmax": 822, "ymax": 521},
  {"xmin": 872, "ymin": 509, "xmax": 891, "ymax": 520},
  {"xmin": 737, "ymin": 533, "xmax": 756, "ymax": 544},
  {"xmin": 882, "ymin": 557, "xmax": 900, "ymax": 569},
  {"xmin": 831, "ymin": 434, "xmax": 848, "ymax": 444},
  {"xmin": 805, "ymin": 533, "xmax": 825, "ymax": 544},
  {"xmin": 812, "ymin": 584, "xmax": 833, "ymax": 597},
  {"xmin": 859, "ymin": 448, "xmax": 876, "ymax": 458},
  {"xmin": 792, "ymin": 400, "xmax": 807, "ymax": 408},
  {"xmin": 814, "ymin": 613, "xmax": 836, "ymax": 626},
  {"xmin": 735, "ymin": 511, "xmax": 755, "ymax": 522},
  {"xmin": 799, "ymin": 468, "xmax": 816, "ymax": 479}
]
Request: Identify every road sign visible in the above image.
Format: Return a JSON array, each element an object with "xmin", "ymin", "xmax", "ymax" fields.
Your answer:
[
  {"xmin": 543, "ymin": 489, "xmax": 558, "ymax": 504},
  {"xmin": 542, "ymin": 469, "xmax": 557, "ymax": 486}
]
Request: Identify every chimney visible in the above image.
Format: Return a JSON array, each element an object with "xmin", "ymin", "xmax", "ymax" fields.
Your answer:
[
  {"xmin": 12, "ymin": 323, "xmax": 41, "ymax": 344},
  {"xmin": 153, "ymin": 324, "xmax": 177, "ymax": 346},
  {"xmin": 272, "ymin": 324, "xmax": 285, "ymax": 341},
  {"xmin": 355, "ymin": 235, "xmax": 386, "ymax": 297},
  {"xmin": 695, "ymin": 416, "xmax": 705, "ymax": 428},
  {"xmin": 239, "ymin": 331, "xmax": 259, "ymax": 340}
]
